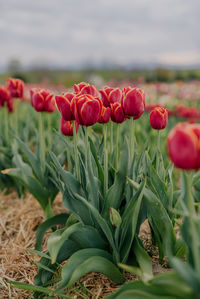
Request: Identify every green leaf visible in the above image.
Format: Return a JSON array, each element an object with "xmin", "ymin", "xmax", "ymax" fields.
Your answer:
[
  {"xmin": 149, "ymin": 165, "xmax": 168, "ymax": 209},
  {"xmin": 58, "ymin": 248, "xmax": 124, "ymax": 289},
  {"xmin": 86, "ymin": 146, "xmax": 99, "ymax": 209},
  {"xmin": 8, "ymin": 281, "xmax": 72, "ymax": 298},
  {"xmin": 74, "ymin": 193, "xmax": 119, "ymax": 261},
  {"xmin": 48, "ymin": 223, "xmax": 82, "ymax": 263},
  {"xmin": 15, "ymin": 137, "xmax": 44, "ymax": 182},
  {"xmin": 62, "ymin": 188, "xmax": 93, "ymax": 225},
  {"xmin": 170, "ymin": 257, "xmax": 200, "ymax": 296},
  {"xmin": 127, "ymin": 178, "xmax": 176, "ymax": 256},
  {"xmin": 120, "ymin": 181, "xmax": 145, "ymax": 263},
  {"xmin": 89, "ymin": 137, "xmax": 104, "ymax": 186},
  {"xmin": 102, "ymin": 139, "xmax": 129, "ymax": 218},
  {"xmin": 35, "ymin": 213, "xmax": 70, "ymax": 250}
]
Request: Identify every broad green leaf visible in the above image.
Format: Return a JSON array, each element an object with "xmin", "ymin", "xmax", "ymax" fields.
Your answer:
[
  {"xmin": 127, "ymin": 178, "xmax": 176, "ymax": 256},
  {"xmin": 67, "ymin": 256, "xmax": 125, "ymax": 287},
  {"xmin": 58, "ymin": 248, "xmax": 123, "ymax": 289},
  {"xmin": 35, "ymin": 213, "xmax": 70, "ymax": 250},
  {"xmin": 48, "ymin": 223, "xmax": 82, "ymax": 263},
  {"xmin": 74, "ymin": 193, "xmax": 119, "ymax": 261}
]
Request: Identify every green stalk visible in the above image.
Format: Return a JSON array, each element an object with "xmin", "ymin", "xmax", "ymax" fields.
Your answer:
[
  {"xmin": 4, "ymin": 107, "xmax": 9, "ymax": 145},
  {"xmin": 38, "ymin": 112, "xmax": 45, "ymax": 173},
  {"xmin": 85, "ymin": 126, "xmax": 89, "ymax": 171},
  {"xmin": 44, "ymin": 199, "xmax": 54, "ymax": 219},
  {"xmin": 103, "ymin": 125, "xmax": 108, "ymax": 195},
  {"xmin": 73, "ymin": 121, "xmax": 80, "ymax": 181},
  {"xmin": 47, "ymin": 113, "xmax": 52, "ymax": 147},
  {"xmin": 67, "ymin": 141, "xmax": 72, "ymax": 172},
  {"xmin": 129, "ymin": 118, "xmax": 135, "ymax": 163},
  {"xmin": 115, "ymin": 124, "xmax": 119, "ymax": 170},
  {"xmin": 15, "ymin": 98, "xmax": 19, "ymax": 136},
  {"xmin": 184, "ymin": 172, "xmax": 200, "ymax": 275},
  {"xmin": 156, "ymin": 130, "xmax": 161, "ymax": 172},
  {"xmin": 110, "ymin": 121, "xmax": 113, "ymax": 158},
  {"xmin": 157, "ymin": 130, "xmax": 161, "ymax": 151}
]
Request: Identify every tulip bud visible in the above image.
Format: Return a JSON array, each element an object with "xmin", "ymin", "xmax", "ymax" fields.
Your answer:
[
  {"xmin": 55, "ymin": 93, "xmax": 75, "ymax": 121},
  {"xmin": 30, "ymin": 88, "xmax": 56, "ymax": 113},
  {"xmin": 60, "ymin": 118, "xmax": 79, "ymax": 136},
  {"xmin": 150, "ymin": 107, "xmax": 168, "ymax": 130},
  {"xmin": 110, "ymin": 207, "xmax": 122, "ymax": 226},
  {"xmin": 74, "ymin": 82, "xmax": 99, "ymax": 97},
  {"xmin": 6, "ymin": 78, "xmax": 24, "ymax": 98},
  {"xmin": 99, "ymin": 86, "xmax": 122, "ymax": 107},
  {"xmin": 122, "ymin": 87, "xmax": 145, "ymax": 119},
  {"xmin": 167, "ymin": 123, "xmax": 200, "ymax": 170},
  {"xmin": 98, "ymin": 106, "xmax": 111, "ymax": 124},
  {"xmin": 111, "ymin": 102, "xmax": 126, "ymax": 123},
  {"xmin": 73, "ymin": 94, "xmax": 102, "ymax": 126}
]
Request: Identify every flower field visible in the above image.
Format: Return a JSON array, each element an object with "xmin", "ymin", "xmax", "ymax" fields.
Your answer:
[{"xmin": 1, "ymin": 78, "xmax": 200, "ymax": 298}]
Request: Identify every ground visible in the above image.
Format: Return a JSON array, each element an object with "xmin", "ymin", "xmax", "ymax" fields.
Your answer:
[{"xmin": 0, "ymin": 191, "xmax": 169, "ymax": 299}]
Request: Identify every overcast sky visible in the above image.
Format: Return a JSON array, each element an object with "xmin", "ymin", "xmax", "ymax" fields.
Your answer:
[{"xmin": 0, "ymin": 0, "xmax": 200, "ymax": 70}]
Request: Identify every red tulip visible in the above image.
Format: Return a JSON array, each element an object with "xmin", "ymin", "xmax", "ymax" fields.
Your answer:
[
  {"xmin": 99, "ymin": 86, "xmax": 122, "ymax": 107},
  {"xmin": 0, "ymin": 86, "xmax": 13, "ymax": 113},
  {"xmin": 73, "ymin": 94, "xmax": 102, "ymax": 126},
  {"xmin": 98, "ymin": 106, "xmax": 111, "ymax": 124},
  {"xmin": 60, "ymin": 118, "xmax": 79, "ymax": 136},
  {"xmin": 74, "ymin": 82, "xmax": 99, "ymax": 97},
  {"xmin": 167, "ymin": 123, "xmax": 200, "ymax": 170},
  {"xmin": 111, "ymin": 102, "xmax": 126, "ymax": 124},
  {"xmin": 55, "ymin": 93, "xmax": 75, "ymax": 121},
  {"xmin": 122, "ymin": 87, "xmax": 145, "ymax": 119},
  {"xmin": 30, "ymin": 88, "xmax": 56, "ymax": 112},
  {"xmin": 6, "ymin": 78, "xmax": 24, "ymax": 98},
  {"xmin": 150, "ymin": 107, "xmax": 168, "ymax": 130}
]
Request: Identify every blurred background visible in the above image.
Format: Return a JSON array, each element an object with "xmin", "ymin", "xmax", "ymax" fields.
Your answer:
[{"xmin": 0, "ymin": 0, "xmax": 200, "ymax": 86}]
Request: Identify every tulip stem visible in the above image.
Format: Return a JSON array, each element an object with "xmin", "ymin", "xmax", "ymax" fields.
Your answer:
[
  {"xmin": 73, "ymin": 121, "xmax": 80, "ymax": 181},
  {"xmin": 110, "ymin": 121, "xmax": 113, "ymax": 159},
  {"xmin": 103, "ymin": 125, "xmax": 108, "ymax": 195},
  {"xmin": 47, "ymin": 113, "xmax": 52, "ymax": 148},
  {"xmin": 85, "ymin": 126, "xmax": 89, "ymax": 172},
  {"xmin": 15, "ymin": 98, "xmax": 19, "ymax": 136},
  {"xmin": 129, "ymin": 118, "xmax": 135, "ymax": 163},
  {"xmin": 115, "ymin": 124, "xmax": 119, "ymax": 170},
  {"xmin": 183, "ymin": 171, "xmax": 200, "ymax": 275},
  {"xmin": 38, "ymin": 112, "xmax": 45, "ymax": 173},
  {"xmin": 157, "ymin": 130, "xmax": 161, "ymax": 151},
  {"xmin": 4, "ymin": 107, "xmax": 9, "ymax": 145}
]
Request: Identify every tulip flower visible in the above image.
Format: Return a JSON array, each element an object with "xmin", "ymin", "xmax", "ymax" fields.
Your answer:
[
  {"xmin": 73, "ymin": 94, "xmax": 102, "ymax": 126},
  {"xmin": 74, "ymin": 82, "xmax": 99, "ymax": 97},
  {"xmin": 150, "ymin": 107, "xmax": 168, "ymax": 130},
  {"xmin": 6, "ymin": 78, "xmax": 24, "ymax": 98},
  {"xmin": 60, "ymin": 117, "xmax": 79, "ymax": 136},
  {"xmin": 0, "ymin": 86, "xmax": 13, "ymax": 113},
  {"xmin": 122, "ymin": 87, "xmax": 145, "ymax": 119},
  {"xmin": 167, "ymin": 123, "xmax": 200, "ymax": 170},
  {"xmin": 110, "ymin": 102, "xmax": 126, "ymax": 124},
  {"xmin": 98, "ymin": 106, "xmax": 111, "ymax": 124},
  {"xmin": 30, "ymin": 88, "xmax": 56, "ymax": 112},
  {"xmin": 99, "ymin": 86, "xmax": 122, "ymax": 107},
  {"xmin": 55, "ymin": 93, "xmax": 75, "ymax": 121}
]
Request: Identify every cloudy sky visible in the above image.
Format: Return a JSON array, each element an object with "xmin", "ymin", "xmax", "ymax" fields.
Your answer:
[{"xmin": 0, "ymin": 0, "xmax": 199, "ymax": 70}]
